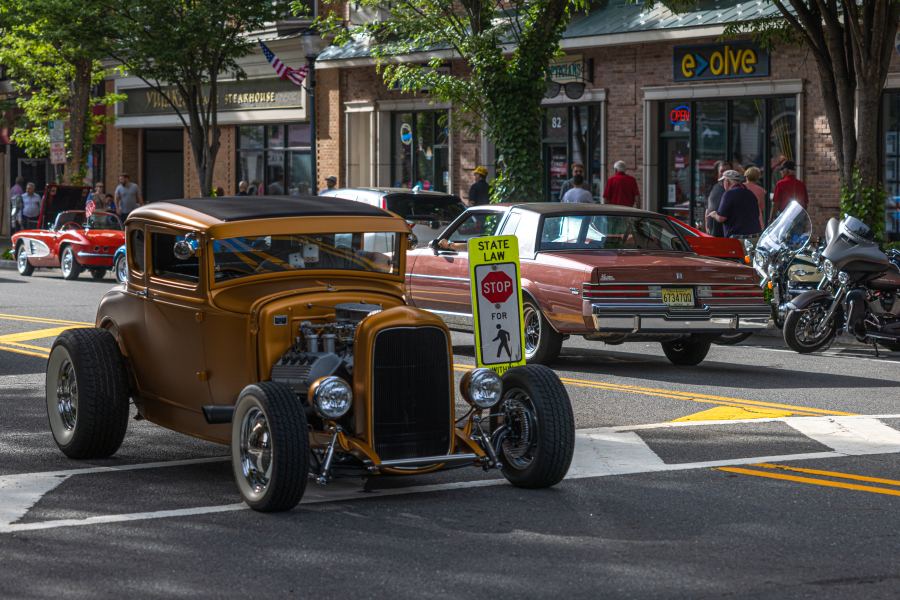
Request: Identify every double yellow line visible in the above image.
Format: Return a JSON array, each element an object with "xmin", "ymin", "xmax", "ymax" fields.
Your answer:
[
  {"xmin": 0, "ymin": 313, "xmax": 93, "ymax": 359},
  {"xmin": 719, "ymin": 463, "xmax": 900, "ymax": 498},
  {"xmin": 452, "ymin": 364, "xmax": 851, "ymax": 417}
]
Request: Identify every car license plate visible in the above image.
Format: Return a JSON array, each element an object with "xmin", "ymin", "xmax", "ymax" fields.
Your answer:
[{"xmin": 662, "ymin": 287, "xmax": 694, "ymax": 307}]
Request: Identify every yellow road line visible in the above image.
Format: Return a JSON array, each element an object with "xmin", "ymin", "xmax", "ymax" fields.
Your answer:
[
  {"xmin": 0, "ymin": 313, "xmax": 91, "ymax": 326},
  {"xmin": 453, "ymin": 363, "xmax": 845, "ymax": 417},
  {"xmin": 754, "ymin": 463, "xmax": 900, "ymax": 488},
  {"xmin": 718, "ymin": 466, "xmax": 900, "ymax": 497},
  {"xmin": 0, "ymin": 344, "xmax": 49, "ymax": 359},
  {"xmin": 0, "ymin": 326, "xmax": 74, "ymax": 344},
  {"xmin": 3, "ymin": 341, "xmax": 55, "ymax": 352}
]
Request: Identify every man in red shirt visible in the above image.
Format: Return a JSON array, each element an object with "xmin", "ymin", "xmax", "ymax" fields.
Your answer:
[
  {"xmin": 772, "ymin": 160, "xmax": 809, "ymax": 218},
  {"xmin": 603, "ymin": 160, "xmax": 640, "ymax": 207}
]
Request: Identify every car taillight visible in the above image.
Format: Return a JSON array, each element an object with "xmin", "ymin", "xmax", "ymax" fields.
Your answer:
[{"xmin": 381, "ymin": 196, "xmax": 387, "ymax": 210}]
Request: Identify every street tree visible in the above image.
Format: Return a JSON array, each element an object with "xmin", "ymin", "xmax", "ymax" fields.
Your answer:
[
  {"xmin": 105, "ymin": 0, "xmax": 290, "ymax": 196},
  {"xmin": 659, "ymin": 0, "xmax": 900, "ymax": 237},
  {"xmin": 314, "ymin": 0, "xmax": 588, "ymax": 202},
  {"xmin": 0, "ymin": 0, "xmax": 120, "ymax": 184}
]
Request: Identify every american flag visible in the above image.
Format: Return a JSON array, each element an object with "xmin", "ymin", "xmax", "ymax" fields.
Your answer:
[
  {"xmin": 259, "ymin": 41, "xmax": 309, "ymax": 87},
  {"xmin": 85, "ymin": 198, "xmax": 95, "ymax": 218}
]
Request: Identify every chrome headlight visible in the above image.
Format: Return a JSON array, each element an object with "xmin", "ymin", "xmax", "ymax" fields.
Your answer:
[
  {"xmin": 823, "ymin": 259, "xmax": 836, "ymax": 281},
  {"xmin": 308, "ymin": 376, "xmax": 352, "ymax": 419},
  {"xmin": 460, "ymin": 368, "xmax": 503, "ymax": 409},
  {"xmin": 838, "ymin": 271, "xmax": 850, "ymax": 286}
]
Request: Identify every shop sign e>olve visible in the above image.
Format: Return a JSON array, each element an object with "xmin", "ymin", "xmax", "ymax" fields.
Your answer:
[{"xmin": 673, "ymin": 42, "xmax": 769, "ymax": 82}]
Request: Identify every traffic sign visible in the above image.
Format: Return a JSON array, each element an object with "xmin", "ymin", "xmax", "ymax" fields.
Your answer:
[
  {"xmin": 48, "ymin": 119, "xmax": 65, "ymax": 143},
  {"xmin": 468, "ymin": 235, "xmax": 525, "ymax": 375},
  {"xmin": 49, "ymin": 142, "xmax": 66, "ymax": 165}
]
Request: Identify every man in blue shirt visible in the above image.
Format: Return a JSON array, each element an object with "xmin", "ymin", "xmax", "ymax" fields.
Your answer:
[{"xmin": 708, "ymin": 170, "xmax": 762, "ymax": 239}]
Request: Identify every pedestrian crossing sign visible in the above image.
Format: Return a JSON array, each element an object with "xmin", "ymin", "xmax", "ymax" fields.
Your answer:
[{"xmin": 468, "ymin": 235, "xmax": 526, "ymax": 375}]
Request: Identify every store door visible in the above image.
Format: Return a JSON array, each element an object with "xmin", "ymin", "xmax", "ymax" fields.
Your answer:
[
  {"xmin": 144, "ymin": 129, "xmax": 184, "ymax": 202},
  {"xmin": 659, "ymin": 136, "xmax": 691, "ymax": 223}
]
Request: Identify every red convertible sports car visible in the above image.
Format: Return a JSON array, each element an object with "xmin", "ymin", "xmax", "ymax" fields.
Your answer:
[
  {"xmin": 666, "ymin": 216, "xmax": 746, "ymax": 262},
  {"xmin": 406, "ymin": 203, "xmax": 770, "ymax": 365},
  {"xmin": 12, "ymin": 185, "xmax": 125, "ymax": 280}
]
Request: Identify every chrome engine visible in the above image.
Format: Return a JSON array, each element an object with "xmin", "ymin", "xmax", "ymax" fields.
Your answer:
[{"xmin": 270, "ymin": 302, "xmax": 381, "ymax": 396}]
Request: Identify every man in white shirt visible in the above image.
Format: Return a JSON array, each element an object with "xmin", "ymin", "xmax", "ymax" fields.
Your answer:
[{"xmin": 19, "ymin": 182, "xmax": 42, "ymax": 229}]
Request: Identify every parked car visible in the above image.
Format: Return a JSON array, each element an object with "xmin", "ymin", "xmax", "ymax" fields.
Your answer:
[
  {"xmin": 319, "ymin": 187, "xmax": 466, "ymax": 246},
  {"xmin": 113, "ymin": 244, "xmax": 127, "ymax": 283},
  {"xmin": 45, "ymin": 196, "xmax": 575, "ymax": 512},
  {"xmin": 665, "ymin": 215, "xmax": 746, "ymax": 262},
  {"xmin": 407, "ymin": 203, "xmax": 770, "ymax": 365},
  {"xmin": 12, "ymin": 184, "xmax": 123, "ymax": 280}
]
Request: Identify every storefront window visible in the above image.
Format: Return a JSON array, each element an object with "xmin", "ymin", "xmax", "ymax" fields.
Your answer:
[
  {"xmin": 391, "ymin": 110, "xmax": 449, "ymax": 192},
  {"xmin": 542, "ymin": 104, "xmax": 603, "ymax": 201},
  {"xmin": 656, "ymin": 96, "xmax": 797, "ymax": 227},
  {"xmin": 237, "ymin": 124, "xmax": 311, "ymax": 196},
  {"xmin": 883, "ymin": 92, "xmax": 900, "ymax": 241}
]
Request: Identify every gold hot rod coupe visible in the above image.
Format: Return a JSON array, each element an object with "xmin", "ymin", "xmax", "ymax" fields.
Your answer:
[{"xmin": 46, "ymin": 196, "xmax": 575, "ymax": 512}]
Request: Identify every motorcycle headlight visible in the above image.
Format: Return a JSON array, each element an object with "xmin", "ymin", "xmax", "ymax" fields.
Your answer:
[
  {"xmin": 460, "ymin": 368, "xmax": 503, "ymax": 409},
  {"xmin": 308, "ymin": 376, "xmax": 352, "ymax": 419},
  {"xmin": 838, "ymin": 271, "xmax": 850, "ymax": 285},
  {"xmin": 823, "ymin": 259, "xmax": 836, "ymax": 281},
  {"xmin": 742, "ymin": 239, "xmax": 754, "ymax": 254}
]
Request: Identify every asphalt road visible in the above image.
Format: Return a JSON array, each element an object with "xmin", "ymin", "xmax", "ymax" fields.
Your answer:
[{"xmin": 2, "ymin": 268, "xmax": 900, "ymax": 599}]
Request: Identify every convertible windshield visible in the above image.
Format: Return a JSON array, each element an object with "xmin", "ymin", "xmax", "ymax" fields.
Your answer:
[
  {"xmin": 539, "ymin": 215, "xmax": 689, "ymax": 252},
  {"xmin": 212, "ymin": 232, "xmax": 400, "ymax": 282},
  {"xmin": 54, "ymin": 210, "xmax": 123, "ymax": 231}
]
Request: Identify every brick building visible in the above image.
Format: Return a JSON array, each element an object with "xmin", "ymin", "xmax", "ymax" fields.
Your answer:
[{"xmin": 314, "ymin": 1, "xmax": 900, "ymax": 239}]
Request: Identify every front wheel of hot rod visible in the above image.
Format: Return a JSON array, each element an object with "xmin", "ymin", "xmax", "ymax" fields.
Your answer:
[
  {"xmin": 495, "ymin": 365, "xmax": 575, "ymax": 489},
  {"xmin": 231, "ymin": 382, "xmax": 309, "ymax": 512},
  {"xmin": 45, "ymin": 328, "xmax": 130, "ymax": 458}
]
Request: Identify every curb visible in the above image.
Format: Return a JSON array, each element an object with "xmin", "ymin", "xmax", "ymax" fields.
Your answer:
[{"xmin": 0, "ymin": 259, "xmax": 15, "ymax": 270}]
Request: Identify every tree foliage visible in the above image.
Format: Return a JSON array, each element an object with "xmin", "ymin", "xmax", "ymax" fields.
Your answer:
[
  {"xmin": 660, "ymin": 0, "xmax": 900, "ymax": 238},
  {"xmin": 315, "ymin": 0, "xmax": 587, "ymax": 202},
  {"xmin": 105, "ymin": 0, "xmax": 290, "ymax": 196},
  {"xmin": 0, "ymin": 0, "xmax": 121, "ymax": 184}
]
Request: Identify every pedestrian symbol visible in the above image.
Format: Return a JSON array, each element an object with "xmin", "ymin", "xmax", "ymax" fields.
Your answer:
[{"xmin": 493, "ymin": 324, "xmax": 512, "ymax": 359}]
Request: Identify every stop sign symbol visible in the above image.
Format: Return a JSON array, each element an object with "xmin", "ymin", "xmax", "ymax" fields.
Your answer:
[{"xmin": 481, "ymin": 270, "xmax": 514, "ymax": 304}]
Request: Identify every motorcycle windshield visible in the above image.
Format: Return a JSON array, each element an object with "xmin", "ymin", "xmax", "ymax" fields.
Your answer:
[{"xmin": 756, "ymin": 200, "xmax": 811, "ymax": 257}]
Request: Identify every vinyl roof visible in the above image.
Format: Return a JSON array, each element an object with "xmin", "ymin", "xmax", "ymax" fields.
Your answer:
[{"xmin": 152, "ymin": 196, "xmax": 393, "ymax": 222}]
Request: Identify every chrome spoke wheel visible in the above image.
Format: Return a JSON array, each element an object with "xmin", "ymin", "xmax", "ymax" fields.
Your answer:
[
  {"xmin": 239, "ymin": 406, "xmax": 272, "ymax": 495},
  {"xmin": 795, "ymin": 303, "xmax": 831, "ymax": 346},
  {"xmin": 499, "ymin": 388, "xmax": 538, "ymax": 470},
  {"xmin": 55, "ymin": 358, "xmax": 78, "ymax": 431},
  {"xmin": 17, "ymin": 249, "xmax": 27, "ymax": 271},
  {"xmin": 61, "ymin": 250, "xmax": 73, "ymax": 277},
  {"xmin": 115, "ymin": 255, "xmax": 127, "ymax": 283},
  {"xmin": 523, "ymin": 305, "xmax": 540, "ymax": 356}
]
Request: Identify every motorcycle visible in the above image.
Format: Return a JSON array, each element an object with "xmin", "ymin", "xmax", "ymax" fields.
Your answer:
[
  {"xmin": 783, "ymin": 213, "xmax": 900, "ymax": 353},
  {"xmin": 751, "ymin": 201, "xmax": 822, "ymax": 329}
]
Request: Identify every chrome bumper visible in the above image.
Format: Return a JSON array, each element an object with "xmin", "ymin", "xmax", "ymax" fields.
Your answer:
[{"xmin": 590, "ymin": 302, "xmax": 771, "ymax": 333}]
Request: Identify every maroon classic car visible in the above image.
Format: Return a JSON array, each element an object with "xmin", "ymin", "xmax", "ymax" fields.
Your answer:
[
  {"xmin": 12, "ymin": 185, "xmax": 125, "ymax": 280},
  {"xmin": 406, "ymin": 203, "xmax": 770, "ymax": 365}
]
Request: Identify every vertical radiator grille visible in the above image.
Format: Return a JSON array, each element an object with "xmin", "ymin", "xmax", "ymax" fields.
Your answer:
[{"xmin": 372, "ymin": 327, "xmax": 451, "ymax": 461}]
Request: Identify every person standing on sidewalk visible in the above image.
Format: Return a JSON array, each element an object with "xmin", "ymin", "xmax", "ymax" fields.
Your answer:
[
  {"xmin": 708, "ymin": 170, "xmax": 763, "ymax": 239},
  {"xmin": 557, "ymin": 162, "xmax": 585, "ymax": 202},
  {"xmin": 602, "ymin": 161, "xmax": 640, "ymax": 207},
  {"xmin": 772, "ymin": 160, "xmax": 809, "ymax": 219},
  {"xmin": 468, "ymin": 166, "xmax": 490, "ymax": 206},
  {"xmin": 743, "ymin": 166, "xmax": 766, "ymax": 231},
  {"xmin": 115, "ymin": 173, "xmax": 143, "ymax": 221},
  {"xmin": 561, "ymin": 174, "xmax": 594, "ymax": 203},
  {"xmin": 704, "ymin": 160, "xmax": 731, "ymax": 236}
]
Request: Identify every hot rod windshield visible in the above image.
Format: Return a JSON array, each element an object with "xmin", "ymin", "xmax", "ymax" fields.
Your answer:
[
  {"xmin": 539, "ymin": 214, "xmax": 689, "ymax": 252},
  {"xmin": 212, "ymin": 232, "xmax": 400, "ymax": 282}
]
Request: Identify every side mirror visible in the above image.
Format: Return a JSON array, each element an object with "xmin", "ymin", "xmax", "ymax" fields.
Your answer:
[
  {"xmin": 428, "ymin": 238, "xmax": 440, "ymax": 254},
  {"xmin": 407, "ymin": 232, "xmax": 419, "ymax": 250}
]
